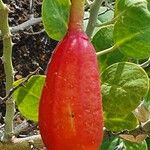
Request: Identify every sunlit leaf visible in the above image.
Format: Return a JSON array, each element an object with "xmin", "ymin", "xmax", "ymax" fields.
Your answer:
[
  {"xmin": 101, "ymin": 137, "xmax": 119, "ymax": 150},
  {"xmin": 124, "ymin": 140, "xmax": 148, "ymax": 150},
  {"xmin": 13, "ymin": 75, "xmax": 46, "ymax": 122},
  {"xmin": 114, "ymin": 0, "xmax": 150, "ymax": 59},
  {"xmin": 104, "ymin": 113, "xmax": 138, "ymax": 132},
  {"xmin": 102, "ymin": 62, "xmax": 149, "ymax": 116},
  {"xmin": 42, "ymin": 0, "xmax": 70, "ymax": 40}
]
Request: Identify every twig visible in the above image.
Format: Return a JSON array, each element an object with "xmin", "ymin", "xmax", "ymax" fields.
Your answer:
[
  {"xmin": 0, "ymin": 67, "xmax": 41, "ymax": 104},
  {"xmin": 23, "ymin": 29, "xmax": 45, "ymax": 35},
  {"xmin": 29, "ymin": 0, "xmax": 34, "ymax": 19},
  {"xmin": 10, "ymin": 17, "xmax": 42, "ymax": 33},
  {"xmin": 0, "ymin": 124, "xmax": 5, "ymax": 129},
  {"xmin": 0, "ymin": 17, "xmax": 42, "ymax": 36}
]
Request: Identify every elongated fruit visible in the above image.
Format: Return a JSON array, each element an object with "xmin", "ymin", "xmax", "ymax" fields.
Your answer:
[{"xmin": 39, "ymin": 0, "xmax": 103, "ymax": 150}]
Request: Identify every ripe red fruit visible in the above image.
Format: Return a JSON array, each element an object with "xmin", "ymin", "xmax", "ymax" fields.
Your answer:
[
  {"xmin": 39, "ymin": 0, "xmax": 103, "ymax": 150},
  {"xmin": 39, "ymin": 30, "xmax": 103, "ymax": 149}
]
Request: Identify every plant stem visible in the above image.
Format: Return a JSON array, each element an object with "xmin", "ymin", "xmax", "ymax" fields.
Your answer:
[
  {"xmin": 140, "ymin": 57, "xmax": 150, "ymax": 68},
  {"xmin": 95, "ymin": 12, "xmax": 123, "ymax": 28},
  {"xmin": 68, "ymin": 0, "xmax": 85, "ymax": 31},
  {"xmin": 0, "ymin": 0, "xmax": 15, "ymax": 141},
  {"xmin": 95, "ymin": 19, "xmax": 116, "ymax": 28},
  {"xmin": 96, "ymin": 44, "xmax": 118, "ymax": 57},
  {"xmin": 86, "ymin": 0, "xmax": 103, "ymax": 38}
]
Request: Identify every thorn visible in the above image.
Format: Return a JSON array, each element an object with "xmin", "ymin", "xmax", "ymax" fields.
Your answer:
[
  {"xmin": 39, "ymin": 66, "xmax": 43, "ymax": 71},
  {"xmin": 0, "ymin": 97, "xmax": 3, "ymax": 104},
  {"xmin": 12, "ymin": 42, "xmax": 16, "ymax": 47},
  {"xmin": 0, "ymin": 56, "xmax": 5, "ymax": 64},
  {"xmin": 21, "ymin": 83, "xmax": 26, "ymax": 87}
]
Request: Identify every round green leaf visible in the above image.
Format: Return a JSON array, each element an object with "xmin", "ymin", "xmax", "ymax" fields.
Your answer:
[
  {"xmin": 104, "ymin": 113, "xmax": 138, "ymax": 132},
  {"xmin": 114, "ymin": 0, "xmax": 150, "ymax": 59},
  {"xmin": 124, "ymin": 140, "xmax": 148, "ymax": 150},
  {"xmin": 42, "ymin": 0, "xmax": 70, "ymax": 40},
  {"xmin": 101, "ymin": 62, "xmax": 149, "ymax": 116},
  {"xmin": 13, "ymin": 75, "xmax": 46, "ymax": 122}
]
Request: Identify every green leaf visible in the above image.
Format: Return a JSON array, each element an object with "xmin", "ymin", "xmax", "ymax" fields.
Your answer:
[
  {"xmin": 42, "ymin": 0, "xmax": 70, "ymax": 40},
  {"xmin": 146, "ymin": 137, "xmax": 150, "ymax": 150},
  {"xmin": 13, "ymin": 75, "xmax": 46, "ymax": 122},
  {"xmin": 145, "ymin": 88, "xmax": 150, "ymax": 110},
  {"xmin": 104, "ymin": 113, "xmax": 138, "ymax": 132},
  {"xmin": 93, "ymin": 26, "xmax": 114, "ymax": 52},
  {"xmin": 114, "ymin": 0, "xmax": 150, "ymax": 59},
  {"xmin": 97, "ymin": 7, "xmax": 114, "ymax": 23},
  {"xmin": 101, "ymin": 138, "xmax": 148, "ymax": 150},
  {"xmin": 124, "ymin": 140, "xmax": 148, "ymax": 150},
  {"xmin": 145, "ymin": 67, "xmax": 150, "ymax": 77},
  {"xmin": 101, "ymin": 62, "xmax": 149, "ymax": 116},
  {"xmin": 145, "ymin": 89, "xmax": 150, "ymax": 103},
  {"xmin": 92, "ymin": 25, "xmax": 127, "ymax": 72},
  {"xmin": 101, "ymin": 137, "xmax": 119, "ymax": 150}
]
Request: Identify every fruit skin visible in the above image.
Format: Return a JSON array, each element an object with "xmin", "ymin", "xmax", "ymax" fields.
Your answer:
[{"xmin": 39, "ymin": 30, "xmax": 103, "ymax": 150}]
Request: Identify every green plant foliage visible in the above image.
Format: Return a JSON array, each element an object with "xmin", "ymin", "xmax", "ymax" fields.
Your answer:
[
  {"xmin": 93, "ymin": 26, "xmax": 114, "ymax": 52},
  {"xmin": 42, "ymin": 0, "xmax": 70, "ymax": 40},
  {"xmin": 100, "ymin": 137, "xmax": 119, "ymax": 150},
  {"xmin": 101, "ymin": 138, "xmax": 148, "ymax": 150},
  {"xmin": 146, "ymin": 137, "xmax": 150, "ymax": 150},
  {"xmin": 145, "ymin": 88, "xmax": 150, "ymax": 110},
  {"xmin": 145, "ymin": 89, "xmax": 150, "ymax": 102},
  {"xmin": 123, "ymin": 140, "xmax": 148, "ymax": 150},
  {"xmin": 104, "ymin": 113, "xmax": 138, "ymax": 132},
  {"xmin": 114, "ymin": 0, "xmax": 150, "ymax": 59},
  {"xmin": 101, "ymin": 62, "xmax": 149, "ymax": 116},
  {"xmin": 13, "ymin": 75, "xmax": 46, "ymax": 122},
  {"xmin": 92, "ymin": 26, "xmax": 127, "ymax": 72}
]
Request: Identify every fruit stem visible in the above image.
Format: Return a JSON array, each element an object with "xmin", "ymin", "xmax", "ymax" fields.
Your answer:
[{"xmin": 68, "ymin": 0, "xmax": 85, "ymax": 31}]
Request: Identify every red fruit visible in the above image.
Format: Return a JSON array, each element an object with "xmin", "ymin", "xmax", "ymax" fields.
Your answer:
[
  {"xmin": 39, "ymin": 30, "xmax": 103, "ymax": 150},
  {"xmin": 39, "ymin": 0, "xmax": 103, "ymax": 149}
]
